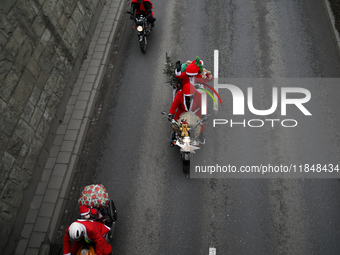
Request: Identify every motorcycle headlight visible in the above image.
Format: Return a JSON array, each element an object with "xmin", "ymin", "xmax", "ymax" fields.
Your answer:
[{"xmin": 137, "ymin": 26, "xmax": 143, "ymax": 32}]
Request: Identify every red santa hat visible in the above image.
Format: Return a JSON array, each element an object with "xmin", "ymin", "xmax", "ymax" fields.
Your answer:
[
  {"xmin": 185, "ymin": 62, "xmax": 200, "ymax": 76},
  {"xmin": 90, "ymin": 208, "xmax": 98, "ymax": 215},
  {"xmin": 182, "ymin": 83, "xmax": 196, "ymax": 96},
  {"xmin": 79, "ymin": 205, "xmax": 90, "ymax": 216}
]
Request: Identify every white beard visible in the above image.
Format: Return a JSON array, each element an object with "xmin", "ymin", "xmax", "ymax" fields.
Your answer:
[{"xmin": 189, "ymin": 76, "xmax": 196, "ymax": 85}]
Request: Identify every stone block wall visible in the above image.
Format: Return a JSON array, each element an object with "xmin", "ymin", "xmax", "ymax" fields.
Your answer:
[{"xmin": 0, "ymin": 0, "xmax": 104, "ymax": 252}]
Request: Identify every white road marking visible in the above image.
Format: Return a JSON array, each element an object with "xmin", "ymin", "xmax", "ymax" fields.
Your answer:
[
  {"xmin": 214, "ymin": 49, "xmax": 219, "ymax": 79},
  {"xmin": 213, "ymin": 49, "xmax": 219, "ymax": 111},
  {"xmin": 209, "ymin": 247, "xmax": 216, "ymax": 255}
]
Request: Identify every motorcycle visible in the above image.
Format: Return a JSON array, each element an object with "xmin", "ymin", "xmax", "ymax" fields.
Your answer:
[
  {"xmin": 163, "ymin": 53, "xmax": 214, "ymax": 175},
  {"xmin": 76, "ymin": 185, "xmax": 117, "ymax": 255},
  {"xmin": 100, "ymin": 199, "xmax": 117, "ymax": 238},
  {"xmin": 162, "ymin": 111, "xmax": 207, "ymax": 175},
  {"xmin": 128, "ymin": 11, "xmax": 152, "ymax": 53}
]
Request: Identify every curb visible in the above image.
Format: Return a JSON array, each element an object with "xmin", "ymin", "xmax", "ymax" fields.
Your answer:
[{"xmin": 323, "ymin": 0, "xmax": 340, "ymax": 58}]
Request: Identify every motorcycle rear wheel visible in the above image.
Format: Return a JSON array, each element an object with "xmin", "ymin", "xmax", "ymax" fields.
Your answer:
[
  {"xmin": 183, "ymin": 160, "xmax": 190, "ymax": 175},
  {"xmin": 182, "ymin": 152, "xmax": 190, "ymax": 175},
  {"xmin": 140, "ymin": 35, "xmax": 147, "ymax": 53}
]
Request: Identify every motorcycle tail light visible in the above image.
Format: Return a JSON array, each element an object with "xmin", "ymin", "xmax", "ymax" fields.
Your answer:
[{"xmin": 183, "ymin": 137, "xmax": 190, "ymax": 142}]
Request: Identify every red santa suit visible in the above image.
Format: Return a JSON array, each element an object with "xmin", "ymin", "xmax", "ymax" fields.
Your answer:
[
  {"xmin": 131, "ymin": 0, "xmax": 154, "ymax": 17},
  {"xmin": 63, "ymin": 219, "xmax": 111, "ymax": 255},
  {"xmin": 175, "ymin": 61, "xmax": 200, "ymax": 87},
  {"xmin": 169, "ymin": 83, "xmax": 205, "ymax": 132},
  {"xmin": 175, "ymin": 59, "xmax": 212, "ymax": 87}
]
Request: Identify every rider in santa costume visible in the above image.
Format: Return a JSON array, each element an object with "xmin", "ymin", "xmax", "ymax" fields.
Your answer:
[
  {"xmin": 130, "ymin": 0, "xmax": 156, "ymax": 24},
  {"xmin": 175, "ymin": 57, "xmax": 212, "ymax": 87},
  {"xmin": 169, "ymin": 62, "xmax": 205, "ymax": 133},
  {"xmin": 63, "ymin": 219, "xmax": 111, "ymax": 255}
]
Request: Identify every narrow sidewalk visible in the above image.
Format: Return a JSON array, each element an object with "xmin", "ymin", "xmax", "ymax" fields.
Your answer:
[{"xmin": 15, "ymin": 0, "xmax": 125, "ymax": 254}]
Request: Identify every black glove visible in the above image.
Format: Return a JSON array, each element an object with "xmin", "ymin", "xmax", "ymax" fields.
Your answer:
[
  {"xmin": 168, "ymin": 114, "xmax": 174, "ymax": 121},
  {"xmin": 147, "ymin": 15, "xmax": 156, "ymax": 23},
  {"xmin": 130, "ymin": 13, "xmax": 134, "ymax": 19},
  {"xmin": 176, "ymin": 61, "xmax": 181, "ymax": 72}
]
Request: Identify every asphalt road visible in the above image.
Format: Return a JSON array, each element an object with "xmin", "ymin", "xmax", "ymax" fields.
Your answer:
[{"xmin": 55, "ymin": 0, "xmax": 340, "ymax": 254}]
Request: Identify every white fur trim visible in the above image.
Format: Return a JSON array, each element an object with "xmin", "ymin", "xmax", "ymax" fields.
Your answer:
[
  {"xmin": 175, "ymin": 70, "xmax": 181, "ymax": 76},
  {"xmin": 186, "ymin": 72, "xmax": 198, "ymax": 76},
  {"xmin": 80, "ymin": 208, "xmax": 90, "ymax": 216},
  {"xmin": 189, "ymin": 76, "xmax": 195, "ymax": 85}
]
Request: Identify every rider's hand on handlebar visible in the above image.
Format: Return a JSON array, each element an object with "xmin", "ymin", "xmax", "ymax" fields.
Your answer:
[{"xmin": 168, "ymin": 114, "xmax": 174, "ymax": 121}]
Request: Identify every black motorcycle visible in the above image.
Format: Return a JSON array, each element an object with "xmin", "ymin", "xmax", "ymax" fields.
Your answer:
[{"xmin": 128, "ymin": 12, "xmax": 152, "ymax": 53}]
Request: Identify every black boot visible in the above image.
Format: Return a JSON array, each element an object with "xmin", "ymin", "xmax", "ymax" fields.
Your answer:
[{"xmin": 170, "ymin": 132, "xmax": 176, "ymax": 146}]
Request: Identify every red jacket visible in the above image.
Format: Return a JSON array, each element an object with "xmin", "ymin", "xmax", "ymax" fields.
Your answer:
[
  {"xmin": 63, "ymin": 219, "xmax": 111, "ymax": 255},
  {"xmin": 131, "ymin": 0, "xmax": 154, "ymax": 16},
  {"xmin": 169, "ymin": 84, "xmax": 205, "ymax": 132}
]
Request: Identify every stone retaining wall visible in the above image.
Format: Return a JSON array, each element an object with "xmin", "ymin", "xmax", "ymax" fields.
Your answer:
[{"xmin": 0, "ymin": 0, "xmax": 105, "ymax": 252}]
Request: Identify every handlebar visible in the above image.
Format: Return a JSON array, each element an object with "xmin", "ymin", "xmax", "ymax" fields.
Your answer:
[
  {"xmin": 161, "ymin": 111, "xmax": 178, "ymax": 126},
  {"xmin": 191, "ymin": 116, "xmax": 208, "ymax": 133},
  {"xmin": 161, "ymin": 112, "xmax": 208, "ymax": 127}
]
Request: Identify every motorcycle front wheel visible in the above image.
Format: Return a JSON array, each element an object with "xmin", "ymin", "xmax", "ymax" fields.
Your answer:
[{"xmin": 139, "ymin": 35, "xmax": 147, "ymax": 53}]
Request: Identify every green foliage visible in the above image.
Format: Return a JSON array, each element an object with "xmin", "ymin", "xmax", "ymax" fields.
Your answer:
[{"xmin": 164, "ymin": 52, "xmax": 180, "ymax": 89}]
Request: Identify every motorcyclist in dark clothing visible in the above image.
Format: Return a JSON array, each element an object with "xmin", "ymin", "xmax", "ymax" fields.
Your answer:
[{"xmin": 130, "ymin": 0, "xmax": 156, "ymax": 26}]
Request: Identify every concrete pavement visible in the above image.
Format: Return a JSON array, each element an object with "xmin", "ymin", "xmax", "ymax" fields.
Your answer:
[{"xmin": 14, "ymin": 0, "xmax": 125, "ymax": 254}]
